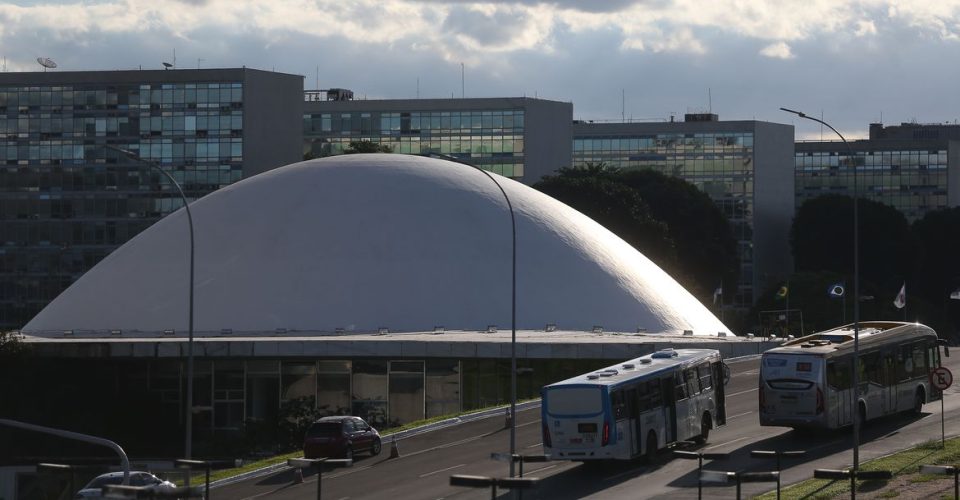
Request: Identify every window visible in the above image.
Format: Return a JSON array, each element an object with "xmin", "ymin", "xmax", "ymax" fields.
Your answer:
[
  {"xmin": 697, "ymin": 363, "xmax": 713, "ymax": 390},
  {"xmin": 675, "ymin": 371, "xmax": 688, "ymax": 400},
  {"xmin": 827, "ymin": 359, "xmax": 852, "ymax": 390}
]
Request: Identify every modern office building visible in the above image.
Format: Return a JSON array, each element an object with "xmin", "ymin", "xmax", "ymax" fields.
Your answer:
[
  {"xmin": 795, "ymin": 122, "xmax": 960, "ymax": 221},
  {"xmin": 302, "ymin": 94, "xmax": 572, "ymax": 183},
  {"xmin": 0, "ymin": 68, "xmax": 304, "ymax": 330},
  {"xmin": 571, "ymin": 114, "xmax": 796, "ymax": 307}
]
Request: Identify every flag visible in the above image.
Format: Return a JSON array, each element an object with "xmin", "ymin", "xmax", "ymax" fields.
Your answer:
[
  {"xmin": 776, "ymin": 285, "xmax": 788, "ymax": 300},
  {"xmin": 951, "ymin": 288, "xmax": 960, "ymax": 300},
  {"xmin": 828, "ymin": 283, "xmax": 845, "ymax": 299},
  {"xmin": 893, "ymin": 282, "xmax": 906, "ymax": 309},
  {"xmin": 713, "ymin": 285, "xmax": 723, "ymax": 305}
]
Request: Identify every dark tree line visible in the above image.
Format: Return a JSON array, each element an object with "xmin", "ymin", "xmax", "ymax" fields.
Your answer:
[
  {"xmin": 755, "ymin": 196, "xmax": 960, "ymax": 339},
  {"xmin": 533, "ymin": 164, "xmax": 739, "ymax": 309}
]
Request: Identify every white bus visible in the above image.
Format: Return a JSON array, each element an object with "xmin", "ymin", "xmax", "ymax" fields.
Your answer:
[
  {"xmin": 541, "ymin": 348, "xmax": 727, "ymax": 461},
  {"xmin": 759, "ymin": 321, "xmax": 947, "ymax": 429}
]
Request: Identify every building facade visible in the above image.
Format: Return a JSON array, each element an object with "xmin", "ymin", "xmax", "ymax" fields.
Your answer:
[
  {"xmin": 571, "ymin": 114, "xmax": 796, "ymax": 307},
  {"xmin": 795, "ymin": 122, "xmax": 960, "ymax": 221},
  {"xmin": 0, "ymin": 68, "xmax": 303, "ymax": 330},
  {"xmin": 302, "ymin": 95, "xmax": 572, "ymax": 183}
]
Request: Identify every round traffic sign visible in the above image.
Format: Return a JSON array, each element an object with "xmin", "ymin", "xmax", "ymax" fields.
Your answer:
[{"xmin": 930, "ymin": 366, "xmax": 953, "ymax": 390}]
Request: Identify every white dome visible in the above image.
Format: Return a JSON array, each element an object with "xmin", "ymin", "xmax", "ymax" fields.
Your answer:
[{"xmin": 24, "ymin": 154, "xmax": 731, "ymax": 336}]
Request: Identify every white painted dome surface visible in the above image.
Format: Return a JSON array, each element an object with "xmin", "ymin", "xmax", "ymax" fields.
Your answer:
[{"xmin": 24, "ymin": 154, "xmax": 731, "ymax": 336}]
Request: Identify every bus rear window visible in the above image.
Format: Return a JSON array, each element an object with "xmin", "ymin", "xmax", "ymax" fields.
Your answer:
[{"xmin": 546, "ymin": 387, "xmax": 603, "ymax": 416}]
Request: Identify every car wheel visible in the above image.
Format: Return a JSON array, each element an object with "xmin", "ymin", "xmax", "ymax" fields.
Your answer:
[
  {"xmin": 913, "ymin": 389, "xmax": 925, "ymax": 415},
  {"xmin": 371, "ymin": 438, "xmax": 382, "ymax": 456}
]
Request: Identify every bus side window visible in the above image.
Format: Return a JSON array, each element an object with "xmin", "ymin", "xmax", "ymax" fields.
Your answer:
[
  {"xmin": 913, "ymin": 342, "xmax": 928, "ymax": 375},
  {"xmin": 697, "ymin": 363, "xmax": 713, "ymax": 390},
  {"xmin": 684, "ymin": 368, "xmax": 700, "ymax": 396},
  {"xmin": 611, "ymin": 389, "xmax": 626, "ymax": 419},
  {"xmin": 648, "ymin": 380, "xmax": 662, "ymax": 409},
  {"xmin": 828, "ymin": 359, "xmax": 852, "ymax": 390},
  {"xmin": 675, "ymin": 372, "xmax": 688, "ymax": 400}
]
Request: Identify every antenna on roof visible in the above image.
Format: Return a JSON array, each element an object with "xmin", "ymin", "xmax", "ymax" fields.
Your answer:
[
  {"xmin": 36, "ymin": 57, "xmax": 57, "ymax": 71},
  {"xmin": 708, "ymin": 88, "xmax": 712, "ymax": 114}
]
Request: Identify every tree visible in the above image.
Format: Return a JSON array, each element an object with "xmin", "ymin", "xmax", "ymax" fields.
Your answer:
[
  {"xmin": 533, "ymin": 171, "xmax": 678, "ymax": 273},
  {"xmin": 912, "ymin": 207, "xmax": 960, "ymax": 341},
  {"xmin": 344, "ymin": 141, "xmax": 394, "ymax": 154},
  {"xmin": 616, "ymin": 169, "xmax": 739, "ymax": 300},
  {"xmin": 791, "ymin": 195, "xmax": 914, "ymax": 291}
]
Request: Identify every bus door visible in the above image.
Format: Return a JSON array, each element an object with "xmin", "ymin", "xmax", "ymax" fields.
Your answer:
[
  {"xmin": 827, "ymin": 358, "xmax": 852, "ymax": 427},
  {"xmin": 660, "ymin": 375, "xmax": 677, "ymax": 443},
  {"xmin": 882, "ymin": 349, "xmax": 898, "ymax": 414},
  {"xmin": 712, "ymin": 361, "xmax": 727, "ymax": 425}
]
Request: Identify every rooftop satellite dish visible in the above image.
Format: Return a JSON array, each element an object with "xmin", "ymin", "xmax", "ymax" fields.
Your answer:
[
  {"xmin": 162, "ymin": 62, "xmax": 173, "ymax": 69},
  {"xmin": 36, "ymin": 57, "xmax": 57, "ymax": 70}
]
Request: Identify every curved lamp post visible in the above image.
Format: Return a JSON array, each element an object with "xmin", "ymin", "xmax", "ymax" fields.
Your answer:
[
  {"xmin": 779, "ymin": 108, "xmax": 861, "ymax": 470},
  {"xmin": 426, "ymin": 152, "xmax": 518, "ymax": 477},
  {"xmin": 106, "ymin": 144, "xmax": 196, "ymax": 460}
]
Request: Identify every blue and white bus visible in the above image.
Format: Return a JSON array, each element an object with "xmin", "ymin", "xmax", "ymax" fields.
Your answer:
[{"xmin": 541, "ymin": 348, "xmax": 727, "ymax": 461}]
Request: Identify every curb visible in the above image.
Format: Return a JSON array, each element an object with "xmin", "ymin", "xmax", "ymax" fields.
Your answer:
[{"xmin": 209, "ymin": 400, "xmax": 542, "ymax": 489}]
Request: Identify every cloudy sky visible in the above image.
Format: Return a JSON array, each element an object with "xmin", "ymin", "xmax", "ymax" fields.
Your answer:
[{"xmin": 3, "ymin": 0, "xmax": 960, "ymax": 138}]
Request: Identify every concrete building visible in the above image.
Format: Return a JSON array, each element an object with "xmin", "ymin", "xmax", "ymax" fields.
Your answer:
[
  {"xmin": 571, "ymin": 114, "xmax": 796, "ymax": 307},
  {"xmin": 0, "ymin": 68, "xmax": 304, "ymax": 330},
  {"xmin": 19, "ymin": 154, "xmax": 740, "ymax": 431},
  {"xmin": 302, "ymin": 94, "xmax": 572, "ymax": 184},
  {"xmin": 796, "ymin": 122, "xmax": 960, "ymax": 221}
]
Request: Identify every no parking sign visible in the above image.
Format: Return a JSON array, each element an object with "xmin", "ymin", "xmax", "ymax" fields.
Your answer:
[{"xmin": 931, "ymin": 366, "xmax": 953, "ymax": 391}]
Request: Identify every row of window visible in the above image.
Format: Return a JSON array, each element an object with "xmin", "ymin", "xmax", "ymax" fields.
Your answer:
[
  {"xmin": 0, "ymin": 83, "xmax": 243, "ymax": 108},
  {"xmin": 574, "ymin": 133, "xmax": 755, "ymax": 152},
  {"xmin": 826, "ymin": 341, "xmax": 936, "ymax": 390},
  {"xmin": 304, "ymin": 110, "xmax": 525, "ymax": 135}
]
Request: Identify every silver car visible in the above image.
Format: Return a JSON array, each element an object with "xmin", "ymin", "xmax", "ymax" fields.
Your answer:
[{"xmin": 74, "ymin": 471, "xmax": 176, "ymax": 499}]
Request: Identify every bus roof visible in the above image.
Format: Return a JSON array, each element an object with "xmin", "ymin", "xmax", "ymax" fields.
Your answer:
[
  {"xmin": 543, "ymin": 348, "xmax": 720, "ymax": 389},
  {"xmin": 765, "ymin": 321, "xmax": 937, "ymax": 356}
]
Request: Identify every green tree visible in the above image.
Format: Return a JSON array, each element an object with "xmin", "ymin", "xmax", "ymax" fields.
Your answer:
[
  {"xmin": 616, "ymin": 169, "xmax": 739, "ymax": 300},
  {"xmin": 912, "ymin": 207, "xmax": 960, "ymax": 341},
  {"xmin": 791, "ymin": 195, "xmax": 914, "ymax": 291},
  {"xmin": 344, "ymin": 141, "xmax": 394, "ymax": 154},
  {"xmin": 533, "ymin": 170, "xmax": 678, "ymax": 273}
]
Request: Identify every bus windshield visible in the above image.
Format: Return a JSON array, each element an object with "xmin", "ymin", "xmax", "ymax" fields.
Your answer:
[{"xmin": 545, "ymin": 386, "xmax": 603, "ymax": 416}]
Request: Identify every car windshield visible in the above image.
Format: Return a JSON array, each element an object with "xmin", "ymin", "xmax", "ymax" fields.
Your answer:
[
  {"xmin": 306, "ymin": 422, "xmax": 342, "ymax": 437},
  {"xmin": 85, "ymin": 475, "xmax": 124, "ymax": 489}
]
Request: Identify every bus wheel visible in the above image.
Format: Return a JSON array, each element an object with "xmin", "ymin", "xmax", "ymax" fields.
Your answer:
[
  {"xmin": 913, "ymin": 389, "xmax": 925, "ymax": 415},
  {"xmin": 694, "ymin": 413, "xmax": 711, "ymax": 444},
  {"xmin": 645, "ymin": 431, "xmax": 657, "ymax": 463}
]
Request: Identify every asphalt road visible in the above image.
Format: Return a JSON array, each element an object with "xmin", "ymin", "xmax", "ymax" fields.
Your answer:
[{"xmin": 217, "ymin": 353, "xmax": 960, "ymax": 500}]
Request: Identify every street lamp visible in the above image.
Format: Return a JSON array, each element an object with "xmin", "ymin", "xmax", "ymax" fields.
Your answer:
[
  {"xmin": 106, "ymin": 144, "xmax": 196, "ymax": 459},
  {"xmin": 779, "ymin": 108, "xmax": 861, "ymax": 470},
  {"xmin": 425, "ymin": 153, "xmax": 518, "ymax": 477}
]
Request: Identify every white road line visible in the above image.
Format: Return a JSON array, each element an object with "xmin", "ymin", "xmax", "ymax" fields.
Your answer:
[
  {"xmin": 419, "ymin": 463, "xmax": 467, "ymax": 478},
  {"xmin": 704, "ymin": 436, "xmax": 751, "ymax": 450},
  {"xmin": 728, "ymin": 388, "xmax": 758, "ymax": 397},
  {"xmin": 525, "ymin": 442, "xmax": 543, "ymax": 449},
  {"xmin": 604, "ymin": 467, "xmax": 645, "ymax": 482},
  {"xmin": 324, "ymin": 464, "xmax": 373, "ymax": 480},
  {"xmin": 524, "ymin": 464, "xmax": 559, "ymax": 475},
  {"xmin": 517, "ymin": 420, "xmax": 539, "ymax": 428},
  {"xmin": 727, "ymin": 411, "xmax": 753, "ymax": 420}
]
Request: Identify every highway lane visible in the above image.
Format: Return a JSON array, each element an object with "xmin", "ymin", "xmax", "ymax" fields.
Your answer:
[{"xmin": 219, "ymin": 353, "xmax": 960, "ymax": 499}]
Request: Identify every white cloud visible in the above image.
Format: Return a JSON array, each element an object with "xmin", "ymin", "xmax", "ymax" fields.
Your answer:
[
  {"xmin": 760, "ymin": 41, "xmax": 794, "ymax": 59},
  {"xmin": 855, "ymin": 19, "xmax": 878, "ymax": 36}
]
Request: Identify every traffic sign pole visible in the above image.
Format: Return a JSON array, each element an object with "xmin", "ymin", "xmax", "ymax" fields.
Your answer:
[{"xmin": 930, "ymin": 366, "xmax": 953, "ymax": 449}]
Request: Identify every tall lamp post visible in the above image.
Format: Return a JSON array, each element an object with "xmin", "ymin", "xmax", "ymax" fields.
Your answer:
[
  {"xmin": 106, "ymin": 144, "xmax": 196, "ymax": 459},
  {"xmin": 425, "ymin": 153, "xmax": 518, "ymax": 477},
  {"xmin": 779, "ymin": 108, "xmax": 861, "ymax": 470}
]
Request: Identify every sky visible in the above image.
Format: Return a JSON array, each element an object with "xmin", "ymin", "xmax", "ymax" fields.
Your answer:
[{"xmin": 3, "ymin": 0, "xmax": 960, "ymax": 139}]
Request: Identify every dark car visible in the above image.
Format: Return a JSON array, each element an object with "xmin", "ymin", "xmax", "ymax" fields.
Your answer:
[{"xmin": 304, "ymin": 416, "xmax": 382, "ymax": 460}]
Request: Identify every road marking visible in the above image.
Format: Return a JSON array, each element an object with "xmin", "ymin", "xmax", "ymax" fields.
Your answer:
[
  {"xmin": 705, "ymin": 436, "xmax": 750, "ymax": 450},
  {"xmin": 525, "ymin": 464, "xmax": 559, "ymax": 475},
  {"xmin": 727, "ymin": 411, "xmax": 753, "ymax": 420},
  {"xmin": 525, "ymin": 442, "xmax": 543, "ymax": 449},
  {"xmin": 728, "ymin": 388, "xmax": 758, "ymax": 397},
  {"xmin": 324, "ymin": 464, "xmax": 373, "ymax": 479},
  {"xmin": 419, "ymin": 463, "xmax": 467, "ymax": 478},
  {"xmin": 517, "ymin": 420, "xmax": 539, "ymax": 428},
  {"xmin": 604, "ymin": 466, "xmax": 646, "ymax": 482}
]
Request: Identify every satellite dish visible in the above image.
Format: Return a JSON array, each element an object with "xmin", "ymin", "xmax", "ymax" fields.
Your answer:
[
  {"xmin": 36, "ymin": 57, "xmax": 57, "ymax": 69},
  {"xmin": 162, "ymin": 62, "xmax": 173, "ymax": 69}
]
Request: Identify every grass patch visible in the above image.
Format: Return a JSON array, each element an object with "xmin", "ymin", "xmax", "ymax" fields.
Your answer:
[
  {"xmin": 176, "ymin": 399, "xmax": 537, "ymax": 486},
  {"xmin": 755, "ymin": 436, "xmax": 960, "ymax": 499}
]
